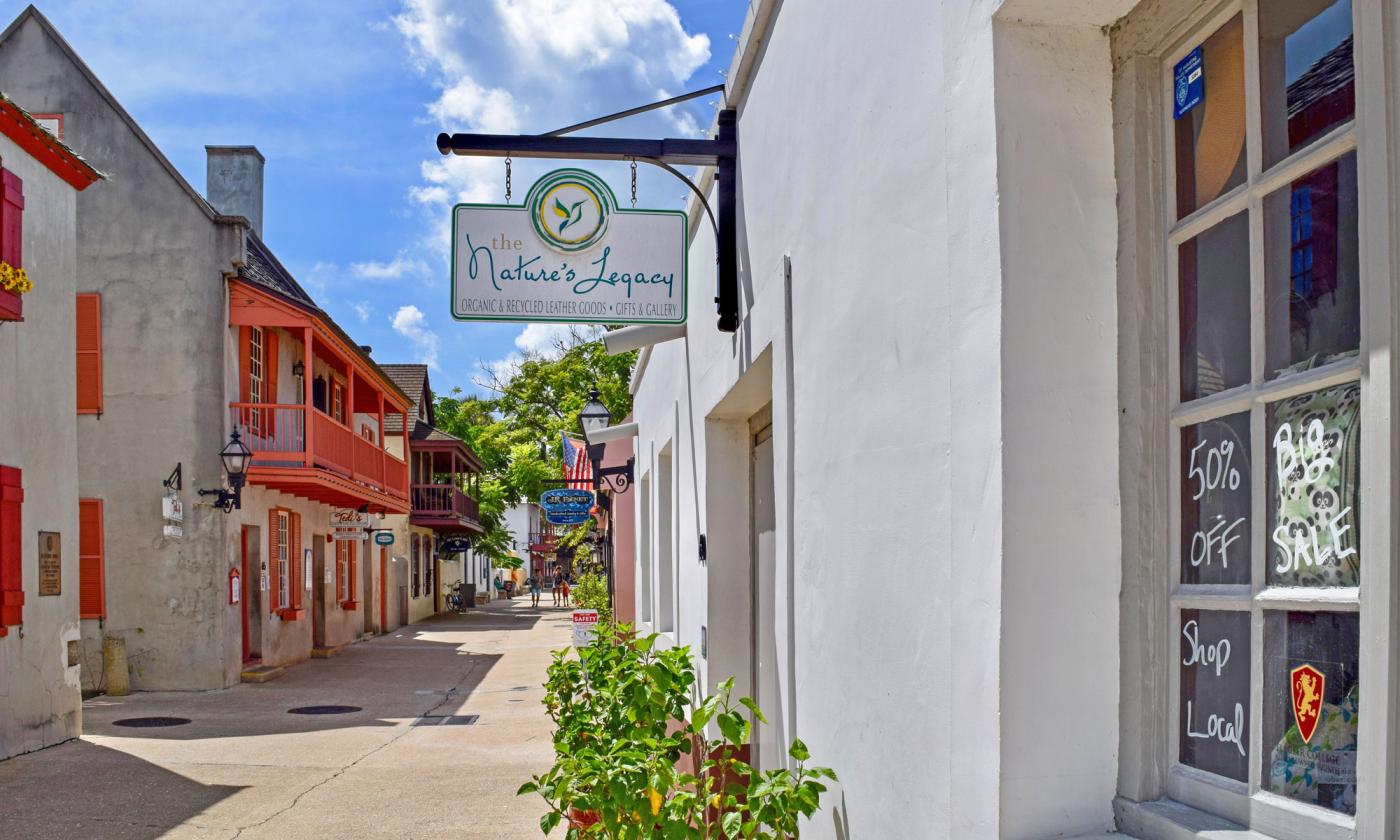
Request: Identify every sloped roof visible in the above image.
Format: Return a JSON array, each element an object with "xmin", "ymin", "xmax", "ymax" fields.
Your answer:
[
  {"xmin": 1288, "ymin": 35, "xmax": 1353, "ymax": 118},
  {"xmin": 0, "ymin": 6, "xmax": 237, "ymax": 225},
  {"xmin": 0, "ymin": 89, "xmax": 103, "ymax": 187},
  {"xmin": 379, "ymin": 364, "xmax": 428, "ymax": 433}
]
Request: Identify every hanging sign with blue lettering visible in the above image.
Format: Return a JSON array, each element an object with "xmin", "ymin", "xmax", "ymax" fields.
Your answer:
[
  {"xmin": 439, "ymin": 536, "xmax": 473, "ymax": 554},
  {"xmin": 451, "ymin": 168, "xmax": 687, "ymax": 326},
  {"xmin": 1173, "ymin": 47, "xmax": 1204, "ymax": 119}
]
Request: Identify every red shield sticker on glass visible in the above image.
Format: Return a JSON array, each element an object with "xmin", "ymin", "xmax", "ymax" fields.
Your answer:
[{"xmin": 1290, "ymin": 663, "xmax": 1325, "ymax": 743}]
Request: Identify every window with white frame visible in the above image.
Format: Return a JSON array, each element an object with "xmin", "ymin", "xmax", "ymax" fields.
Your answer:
[
  {"xmin": 275, "ymin": 510, "xmax": 289, "ymax": 610},
  {"xmin": 1138, "ymin": 0, "xmax": 1372, "ymax": 835},
  {"xmin": 249, "ymin": 326, "xmax": 265, "ymax": 429}
]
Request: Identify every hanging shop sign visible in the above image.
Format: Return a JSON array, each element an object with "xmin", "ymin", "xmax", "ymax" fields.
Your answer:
[
  {"xmin": 374, "ymin": 531, "xmax": 395, "ymax": 547},
  {"xmin": 440, "ymin": 536, "xmax": 472, "ymax": 554},
  {"xmin": 450, "ymin": 168, "xmax": 686, "ymax": 326},
  {"xmin": 541, "ymin": 488, "xmax": 595, "ymax": 526},
  {"xmin": 333, "ymin": 525, "xmax": 367, "ymax": 542},
  {"xmin": 331, "ymin": 509, "xmax": 371, "ymax": 528}
]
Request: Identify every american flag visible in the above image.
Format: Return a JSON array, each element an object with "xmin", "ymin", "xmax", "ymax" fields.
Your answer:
[{"xmin": 562, "ymin": 433, "xmax": 593, "ymax": 490}]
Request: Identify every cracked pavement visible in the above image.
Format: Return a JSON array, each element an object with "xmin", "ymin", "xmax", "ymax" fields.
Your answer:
[{"xmin": 0, "ymin": 598, "xmax": 571, "ymax": 839}]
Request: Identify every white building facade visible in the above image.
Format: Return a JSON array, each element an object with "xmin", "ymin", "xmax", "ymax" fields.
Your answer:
[{"xmin": 628, "ymin": 0, "xmax": 1400, "ymax": 838}]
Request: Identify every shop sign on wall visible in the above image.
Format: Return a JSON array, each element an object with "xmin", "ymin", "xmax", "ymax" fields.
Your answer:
[
  {"xmin": 162, "ymin": 493, "xmax": 184, "ymax": 539},
  {"xmin": 37, "ymin": 531, "xmax": 60, "ymax": 596},
  {"xmin": 451, "ymin": 169, "xmax": 687, "ymax": 325},
  {"xmin": 572, "ymin": 609, "xmax": 598, "ymax": 647}
]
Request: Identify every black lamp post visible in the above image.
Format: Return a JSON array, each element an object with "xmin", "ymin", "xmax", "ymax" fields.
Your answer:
[
  {"xmin": 578, "ymin": 387, "xmax": 611, "ymax": 462},
  {"xmin": 199, "ymin": 429, "xmax": 253, "ymax": 512}
]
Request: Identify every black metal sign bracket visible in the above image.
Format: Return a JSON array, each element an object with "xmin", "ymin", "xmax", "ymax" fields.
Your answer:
[{"xmin": 436, "ymin": 94, "xmax": 739, "ymax": 332}]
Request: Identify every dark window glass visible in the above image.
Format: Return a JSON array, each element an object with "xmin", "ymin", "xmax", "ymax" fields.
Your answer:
[
  {"xmin": 1180, "ymin": 212, "xmax": 1251, "ymax": 401},
  {"xmin": 1175, "ymin": 14, "xmax": 1247, "ymax": 218},
  {"xmin": 1263, "ymin": 611, "xmax": 1359, "ymax": 815},
  {"xmin": 1265, "ymin": 153, "xmax": 1359, "ymax": 377},
  {"xmin": 1261, "ymin": 0, "xmax": 1354, "ymax": 167},
  {"xmin": 1266, "ymin": 383, "xmax": 1360, "ymax": 587},
  {"xmin": 1181, "ymin": 413, "xmax": 1252, "ymax": 585},
  {"xmin": 1180, "ymin": 610, "xmax": 1251, "ymax": 781}
]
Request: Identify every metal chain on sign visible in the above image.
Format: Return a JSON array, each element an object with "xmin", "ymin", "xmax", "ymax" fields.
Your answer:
[
  {"xmin": 630, "ymin": 158, "xmax": 637, "ymax": 207},
  {"xmin": 504, "ymin": 156, "xmax": 512, "ymax": 203}
]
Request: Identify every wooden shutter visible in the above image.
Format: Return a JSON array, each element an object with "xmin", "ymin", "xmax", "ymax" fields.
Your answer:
[
  {"xmin": 1, "ymin": 169, "xmax": 23, "ymax": 267},
  {"xmin": 263, "ymin": 330, "xmax": 279, "ymax": 436},
  {"xmin": 290, "ymin": 512, "xmax": 302, "ymax": 611},
  {"xmin": 0, "ymin": 467, "xmax": 23, "ymax": 629},
  {"xmin": 76, "ymin": 294, "xmax": 103, "ymax": 415},
  {"xmin": 78, "ymin": 499, "xmax": 105, "ymax": 619},
  {"xmin": 267, "ymin": 509, "xmax": 281, "ymax": 612}
]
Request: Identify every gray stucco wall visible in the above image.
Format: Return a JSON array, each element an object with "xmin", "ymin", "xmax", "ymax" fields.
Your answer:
[
  {"xmin": 0, "ymin": 133, "xmax": 84, "ymax": 759},
  {"xmin": 0, "ymin": 15, "xmax": 245, "ymax": 691}
]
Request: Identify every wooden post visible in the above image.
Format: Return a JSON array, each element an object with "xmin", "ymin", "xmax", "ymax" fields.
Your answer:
[
  {"xmin": 377, "ymin": 391, "xmax": 386, "ymax": 490},
  {"xmin": 303, "ymin": 328, "xmax": 314, "ymax": 467}
]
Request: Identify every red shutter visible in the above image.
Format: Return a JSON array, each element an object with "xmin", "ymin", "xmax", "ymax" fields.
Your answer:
[
  {"xmin": 239, "ymin": 326, "xmax": 252, "ymax": 404},
  {"xmin": 263, "ymin": 330, "xmax": 279, "ymax": 436},
  {"xmin": 78, "ymin": 499, "xmax": 105, "ymax": 619},
  {"xmin": 76, "ymin": 294, "xmax": 103, "ymax": 415},
  {"xmin": 0, "ymin": 467, "xmax": 23, "ymax": 630},
  {"xmin": 290, "ymin": 512, "xmax": 302, "ymax": 612},
  {"xmin": 267, "ymin": 509, "xmax": 280, "ymax": 613},
  {"xmin": 1, "ymin": 169, "xmax": 23, "ymax": 267}
]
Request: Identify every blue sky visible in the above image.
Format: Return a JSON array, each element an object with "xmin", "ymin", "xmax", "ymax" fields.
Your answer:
[{"xmin": 16, "ymin": 0, "xmax": 744, "ymax": 394}]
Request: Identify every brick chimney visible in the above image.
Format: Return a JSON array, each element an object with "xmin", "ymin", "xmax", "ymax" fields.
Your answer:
[{"xmin": 205, "ymin": 146, "xmax": 265, "ymax": 238}]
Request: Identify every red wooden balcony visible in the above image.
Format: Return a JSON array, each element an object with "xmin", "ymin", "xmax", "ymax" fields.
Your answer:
[
  {"xmin": 228, "ymin": 279, "xmax": 413, "ymax": 514},
  {"xmin": 407, "ymin": 442, "xmax": 484, "ymax": 534}
]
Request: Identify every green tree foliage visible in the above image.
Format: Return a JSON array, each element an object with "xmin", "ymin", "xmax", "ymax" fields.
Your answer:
[{"xmin": 433, "ymin": 329, "xmax": 636, "ymax": 566}]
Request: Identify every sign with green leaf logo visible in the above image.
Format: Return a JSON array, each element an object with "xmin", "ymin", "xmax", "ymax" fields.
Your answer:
[{"xmin": 451, "ymin": 168, "xmax": 686, "ymax": 325}]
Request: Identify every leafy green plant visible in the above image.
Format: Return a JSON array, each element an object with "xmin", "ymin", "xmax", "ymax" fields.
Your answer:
[
  {"xmin": 520, "ymin": 626, "xmax": 836, "ymax": 838},
  {"xmin": 572, "ymin": 572, "xmax": 612, "ymax": 625}
]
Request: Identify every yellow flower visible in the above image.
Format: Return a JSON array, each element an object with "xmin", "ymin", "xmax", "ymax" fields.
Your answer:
[{"xmin": 648, "ymin": 787, "xmax": 662, "ymax": 815}]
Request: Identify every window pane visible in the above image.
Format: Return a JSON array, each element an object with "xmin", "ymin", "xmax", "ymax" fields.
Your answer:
[
  {"xmin": 1267, "ymin": 383, "xmax": 1360, "ymax": 586},
  {"xmin": 1180, "ymin": 609, "xmax": 1251, "ymax": 781},
  {"xmin": 1181, "ymin": 413, "xmax": 1251, "ymax": 585},
  {"xmin": 1260, "ymin": 0, "xmax": 1354, "ymax": 167},
  {"xmin": 1264, "ymin": 611, "xmax": 1359, "ymax": 815},
  {"xmin": 1179, "ymin": 212, "xmax": 1251, "ymax": 402},
  {"xmin": 1175, "ymin": 14, "xmax": 1247, "ymax": 219},
  {"xmin": 1265, "ymin": 152, "xmax": 1359, "ymax": 378}
]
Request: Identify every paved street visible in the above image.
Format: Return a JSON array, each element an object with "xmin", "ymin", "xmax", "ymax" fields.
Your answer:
[{"xmin": 0, "ymin": 598, "xmax": 570, "ymax": 839}]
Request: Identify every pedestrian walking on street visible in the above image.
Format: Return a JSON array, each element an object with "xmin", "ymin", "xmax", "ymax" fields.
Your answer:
[
  {"xmin": 550, "ymin": 566, "xmax": 562, "ymax": 607},
  {"xmin": 560, "ymin": 574, "xmax": 571, "ymax": 607},
  {"xmin": 527, "ymin": 575, "xmax": 541, "ymax": 607}
]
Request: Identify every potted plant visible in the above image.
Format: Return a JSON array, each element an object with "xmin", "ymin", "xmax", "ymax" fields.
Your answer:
[{"xmin": 522, "ymin": 624, "xmax": 836, "ymax": 838}]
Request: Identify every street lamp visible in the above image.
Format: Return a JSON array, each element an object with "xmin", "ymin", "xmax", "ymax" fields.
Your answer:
[
  {"xmin": 199, "ymin": 429, "xmax": 253, "ymax": 512},
  {"xmin": 578, "ymin": 387, "xmax": 611, "ymax": 446}
]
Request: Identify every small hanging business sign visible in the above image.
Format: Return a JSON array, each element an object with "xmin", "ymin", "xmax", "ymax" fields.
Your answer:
[
  {"xmin": 541, "ymin": 488, "xmax": 594, "ymax": 526},
  {"xmin": 451, "ymin": 168, "xmax": 687, "ymax": 325}
]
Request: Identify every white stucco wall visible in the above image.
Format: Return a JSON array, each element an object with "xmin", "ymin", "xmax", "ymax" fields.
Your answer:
[
  {"xmin": 627, "ymin": 0, "xmax": 1134, "ymax": 836},
  {"xmin": 0, "ymin": 134, "xmax": 84, "ymax": 759}
]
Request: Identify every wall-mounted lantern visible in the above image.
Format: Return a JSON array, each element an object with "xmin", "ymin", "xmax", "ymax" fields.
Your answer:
[{"xmin": 198, "ymin": 429, "xmax": 253, "ymax": 512}]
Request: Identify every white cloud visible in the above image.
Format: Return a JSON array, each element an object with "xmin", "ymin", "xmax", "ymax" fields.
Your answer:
[
  {"xmin": 391, "ymin": 305, "xmax": 440, "ymax": 369},
  {"xmin": 350, "ymin": 253, "xmax": 429, "ymax": 279},
  {"xmin": 514, "ymin": 323, "xmax": 603, "ymax": 356},
  {"xmin": 353, "ymin": 301, "xmax": 372, "ymax": 323}
]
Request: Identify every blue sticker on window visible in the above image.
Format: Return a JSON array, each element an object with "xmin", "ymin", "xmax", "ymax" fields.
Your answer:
[{"xmin": 1174, "ymin": 47, "xmax": 1205, "ymax": 119}]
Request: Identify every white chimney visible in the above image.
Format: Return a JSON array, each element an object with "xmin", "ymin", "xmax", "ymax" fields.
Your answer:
[{"xmin": 205, "ymin": 146, "xmax": 265, "ymax": 238}]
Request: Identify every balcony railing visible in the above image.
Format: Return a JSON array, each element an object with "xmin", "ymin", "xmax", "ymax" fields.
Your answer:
[
  {"xmin": 411, "ymin": 484, "xmax": 480, "ymax": 522},
  {"xmin": 231, "ymin": 402, "xmax": 408, "ymax": 502}
]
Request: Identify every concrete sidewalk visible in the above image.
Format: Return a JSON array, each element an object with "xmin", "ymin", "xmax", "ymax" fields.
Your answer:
[{"xmin": 0, "ymin": 598, "xmax": 575, "ymax": 839}]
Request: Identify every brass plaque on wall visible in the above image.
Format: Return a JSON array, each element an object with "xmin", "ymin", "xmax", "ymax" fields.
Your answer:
[{"xmin": 38, "ymin": 531, "xmax": 61, "ymax": 596}]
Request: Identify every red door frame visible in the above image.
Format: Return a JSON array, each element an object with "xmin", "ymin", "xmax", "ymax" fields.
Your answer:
[
  {"xmin": 240, "ymin": 526, "xmax": 251, "ymax": 662},
  {"xmin": 379, "ymin": 547, "xmax": 388, "ymax": 632}
]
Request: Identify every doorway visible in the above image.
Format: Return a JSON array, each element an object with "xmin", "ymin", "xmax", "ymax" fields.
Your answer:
[
  {"xmin": 241, "ymin": 525, "xmax": 262, "ymax": 663},
  {"xmin": 750, "ymin": 411, "xmax": 780, "ymax": 771},
  {"xmin": 312, "ymin": 536, "xmax": 327, "ymax": 648}
]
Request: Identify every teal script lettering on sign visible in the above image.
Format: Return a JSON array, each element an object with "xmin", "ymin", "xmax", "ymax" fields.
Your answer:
[{"xmin": 451, "ymin": 168, "xmax": 687, "ymax": 326}]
